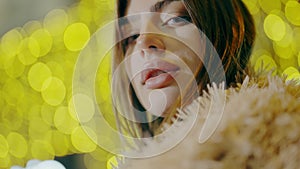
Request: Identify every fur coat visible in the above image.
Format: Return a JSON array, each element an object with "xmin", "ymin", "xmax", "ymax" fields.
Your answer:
[{"xmin": 116, "ymin": 74, "xmax": 300, "ymax": 169}]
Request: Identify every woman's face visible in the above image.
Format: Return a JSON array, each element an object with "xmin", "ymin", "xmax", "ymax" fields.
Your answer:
[{"xmin": 121, "ymin": 0, "xmax": 204, "ymax": 117}]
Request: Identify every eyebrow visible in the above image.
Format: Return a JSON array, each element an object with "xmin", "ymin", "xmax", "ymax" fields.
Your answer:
[
  {"xmin": 150, "ymin": 0, "xmax": 179, "ymax": 12},
  {"xmin": 118, "ymin": 0, "xmax": 182, "ymax": 28}
]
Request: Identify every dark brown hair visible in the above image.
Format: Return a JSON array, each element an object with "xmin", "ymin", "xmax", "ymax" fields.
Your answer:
[
  {"xmin": 113, "ymin": 0, "xmax": 255, "ymax": 137},
  {"xmin": 117, "ymin": 0, "xmax": 255, "ymax": 86}
]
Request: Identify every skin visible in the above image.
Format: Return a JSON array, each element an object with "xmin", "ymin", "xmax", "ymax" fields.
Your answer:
[{"xmin": 121, "ymin": 0, "xmax": 204, "ymax": 117}]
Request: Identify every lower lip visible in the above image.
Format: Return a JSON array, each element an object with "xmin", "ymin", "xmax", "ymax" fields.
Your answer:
[{"xmin": 145, "ymin": 71, "xmax": 177, "ymax": 89}]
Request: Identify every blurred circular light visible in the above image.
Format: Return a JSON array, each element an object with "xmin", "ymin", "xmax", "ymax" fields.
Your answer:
[
  {"xmin": 243, "ymin": 0, "xmax": 260, "ymax": 14},
  {"xmin": 282, "ymin": 66, "xmax": 299, "ymax": 76},
  {"xmin": 0, "ymin": 153, "xmax": 10, "ymax": 168},
  {"xmin": 29, "ymin": 117, "xmax": 51, "ymax": 140},
  {"xmin": 90, "ymin": 147, "xmax": 111, "ymax": 162},
  {"xmin": 64, "ymin": 22, "xmax": 90, "ymax": 51},
  {"xmin": 0, "ymin": 91, "xmax": 4, "ymax": 112},
  {"xmin": 17, "ymin": 38, "xmax": 39, "ymax": 65},
  {"xmin": 31, "ymin": 29, "xmax": 53, "ymax": 57},
  {"xmin": 264, "ymin": 14, "xmax": 286, "ymax": 41},
  {"xmin": 7, "ymin": 132, "xmax": 28, "ymax": 158},
  {"xmin": 69, "ymin": 93, "xmax": 95, "ymax": 123},
  {"xmin": 3, "ymin": 78, "xmax": 24, "ymax": 105},
  {"xmin": 0, "ymin": 135, "xmax": 9, "ymax": 158},
  {"xmin": 41, "ymin": 77, "xmax": 66, "ymax": 106},
  {"xmin": 2, "ymin": 106, "xmax": 23, "ymax": 131},
  {"xmin": 47, "ymin": 130, "xmax": 69, "ymax": 156},
  {"xmin": 31, "ymin": 140, "xmax": 55, "ymax": 160},
  {"xmin": 292, "ymin": 28, "xmax": 300, "ymax": 54},
  {"xmin": 71, "ymin": 126, "xmax": 97, "ymax": 153},
  {"xmin": 298, "ymin": 52, "xmax": 300, "ymax": 66},
  {"xmin": 107, "ymin": 0, "xmax": 115, "ymax": 10},
  {"xmin": 286, "ymin": 72, "xmax": 300, "ymax": 84},
  {"xmin": 54, "ymin": 106, "xmax": 79, "ymax": 134},
  {"xmin": 46, "ymin": 61, "xmax": 65, "ymax": 81},
  {"xmin": 23, "ymin": 20, "xmax": 42, "ymax": 35},
  {"xmin": 285, "ymin": 1, "xmax": 300, "ymax": 26},
  {"xmin": 274, "ymin": 23, "xmax": 293, "ymax": 47},
  {"xmin": 28, "ymin": 37, "xmax": 41, "ymax": 57},
  {"xmin": 280, "ymin": 0, "xmax": 292, "ymax": 5},
  {"xmin": 0, "ymin": 1, "xmax": 118, "ymax": 167},
  {"xmin": 1, "ymin": 106, "xmax": 24, "ymax": 131},
  {"xmin": 4, "ymin": 56, "xmax": 25, "ymax": 78},
  {"xmin": 27, "ymin": 105, "xmax": 42, "ymax": 120},
  {"xmin": 273, "ymin": 42, "xmax": 294, "ymax": 59},
  {"xmin": 254, "ymin": 54, "xmax": 278, "ymax": 72},
  {"xmin": 107, "ymin": 156, "xmax": 118, "ymax": 169},
  {"xmin": 0, "ymin": 124, "xmax": 10, "ymax": 139},
  {"xmin": 44, "ymin": 9, "xmax": 69, "ymax": 36},
  {"xmin": 0, "ymin": 46, "xmax": 6, "ymax": 70},
  {"xmin": 1, "ymin": 29, "xmax": 23, "ymax": 57},
  {"xmin": 28, "ymin": 62, "xmax": 52, "ymax": 92},
  {"xmin": 78, "ymin": 2, "xmax": 93, "ymax": 24},
  {"xmin": 259, "ymin": 0, "xmax": 281, "ymax": 14},
  {"xmin": 41, "ymin": 103, "xmax": 56, "ymax": 126}
]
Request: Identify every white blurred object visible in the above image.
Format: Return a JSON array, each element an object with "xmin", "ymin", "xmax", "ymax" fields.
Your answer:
[{"xmin": 11, "ymin": 160, "xmax": 66, "ymax": 169}]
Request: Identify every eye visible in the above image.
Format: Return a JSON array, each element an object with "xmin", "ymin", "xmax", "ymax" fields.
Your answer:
[
  {"xmin": 163, "ymin": 16, "xmax": 191, "ymax": 27},
  {"xmin": 127, "ymin": 34, "xmax": 140, "ymax": 44},
  {"xmin": 122, "ymin": 34, "xmax": 140, "ymax": 50}
]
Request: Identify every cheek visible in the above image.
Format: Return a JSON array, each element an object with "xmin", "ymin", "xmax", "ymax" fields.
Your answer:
[
  {"xmin": 173, "ymin": 27, "xmax": 204, "ymax": 73},
  {"xmin": 123, "ymin": 55, "xmax": 131, "ymax": 78},
  {"xmin": 174, "ymin": 25, "xmax": 205, "ymax": 58},
  {"xmin": 124, "ymin": 47, "xmax": 135, "ymax": 77},
  {"xmin": 124, "ymin": 51, "xmax": 143, "ymax": 81}
]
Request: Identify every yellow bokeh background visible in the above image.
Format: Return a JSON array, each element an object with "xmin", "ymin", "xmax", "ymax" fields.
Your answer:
[{"xmin": 0, "ymin": 0, "xmax": 299, "ymax": 169}]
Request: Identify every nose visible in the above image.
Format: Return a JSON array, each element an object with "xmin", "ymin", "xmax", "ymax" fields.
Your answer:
[
  {"xmin": 136, "ymin": 16, "xmax": 165, "ymax": 55},
  {"xmin": 136, "ymin": 34, "xmax": 165, "ymax": 52}
]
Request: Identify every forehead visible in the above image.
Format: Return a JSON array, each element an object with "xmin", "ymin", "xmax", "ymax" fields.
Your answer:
[{"xmin": 126, "ymin": 0, "xmax": 184, "ymax": 15}]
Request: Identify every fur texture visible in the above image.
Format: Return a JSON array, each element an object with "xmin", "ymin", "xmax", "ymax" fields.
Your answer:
[{"xmin": 118, "ymin": 74, "xmax": 300, "ymax": 169}]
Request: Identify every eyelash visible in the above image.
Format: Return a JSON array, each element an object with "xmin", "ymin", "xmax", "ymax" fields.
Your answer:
[
  {"xmin": 122, "ymin": 34, "xmax": 140, "ymax": 50},
  {"xmin": 162, "ymin": 15, "xmax": 192, "ymax": 27},
  {"xmin": 121, "ymin": 15, "xmax": 192, "ymax": 50}
]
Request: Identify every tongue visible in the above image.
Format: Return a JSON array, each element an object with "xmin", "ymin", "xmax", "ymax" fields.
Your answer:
[
  {"xmin": 145, "ymin": 72, "xmax": 174, "ymax": 89},
  {"xmin": 150, "ymin": 70, "xmax": 165, "ymax": 78}
]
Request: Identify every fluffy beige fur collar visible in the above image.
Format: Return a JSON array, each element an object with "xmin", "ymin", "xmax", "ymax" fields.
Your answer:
[{"xmin": 116, "ymin": 74, "xmax": 300, "ymax": 169}]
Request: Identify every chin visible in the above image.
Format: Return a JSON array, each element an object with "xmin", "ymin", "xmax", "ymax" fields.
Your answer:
[{"xmin": 142, "ymin": 85, "xmax": 180, "ymax": 117}]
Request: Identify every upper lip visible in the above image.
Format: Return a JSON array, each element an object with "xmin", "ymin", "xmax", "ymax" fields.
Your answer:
[{"xmin": 141, "ymin": 59, "xmax": 180, "ymax": 84}]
